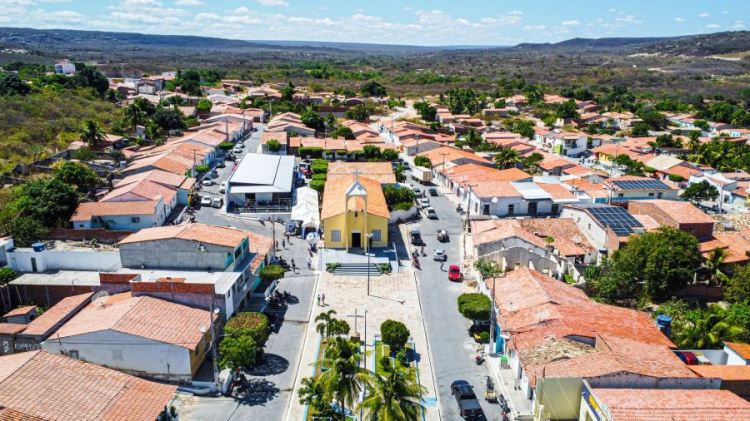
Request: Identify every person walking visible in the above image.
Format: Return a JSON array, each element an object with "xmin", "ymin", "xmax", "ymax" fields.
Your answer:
[
  {"xmin": 286, "ymin": 233, "xmax": 291, "ymax": 244},
  {"xmin": 282, "ymin": 239, "xmax": 286, "ymax": 249},
  {"xmin": 291, "ymin": 259, "xmax": 296, "ymax": 274},
  {"xmin": 275, "ymin": 240, "xmax": 279, "ymax": 251},
  {"xmin": 307, "ymin": 257, "xmax": 312, "ymax": 269},
  {"xmin": 316, "ymin": 294, "xmax": 321, "ymax": 306},
  {"xmin": 321, "ymin": 293, "xmax": 325, "ymax": 306}
]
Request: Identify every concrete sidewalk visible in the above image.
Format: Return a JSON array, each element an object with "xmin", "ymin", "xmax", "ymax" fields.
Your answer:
[{"xmin": 286, "ymin": 270, "xmax": 439, "ymax": 421}]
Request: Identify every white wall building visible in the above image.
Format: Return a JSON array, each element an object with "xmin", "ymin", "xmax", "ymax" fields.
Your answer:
[{"xmin": 54, "ymin": 62, "xmax": 75, "ymax": 75}]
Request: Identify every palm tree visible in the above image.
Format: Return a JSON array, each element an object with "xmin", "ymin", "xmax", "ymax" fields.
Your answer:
[
  {"xmin": 359, "ymin": 367, "xmax": 426, "ymax": 421},
  {"xmin": 79, "ymin": 119, "xmax": 106, "ymax": 149},
  {"xmin": 317, "ymin": 337, "xmax": 370, "ymax": 420},
  {"xmin": 123, "ymin": 103, "xmax": 146, "ymax": 130},
  {"xmin": 109, "ymin": 150, "xmax": 123, "ymax": 165},
  {"xmin": 686, "ymin": 131, "xmax": 701, "ymax": 153},
  {"xmin": 704, "ymin": 248, "xmax": 730, "ymax": 286},
  {"xmin": 494, "ymin": 147, "xmax": 521, "ymax": 169},
  {"xmin": 676, "ymin": 305, "xmax": 745, "ymax": 349},
  {"xmin": 316, "ymin": 310, "xmax": 338, "ymax": 338}
]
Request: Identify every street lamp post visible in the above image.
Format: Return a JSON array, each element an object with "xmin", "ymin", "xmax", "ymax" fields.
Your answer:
[
  {"xmin": 363, "ymin": 306, "xmax": 368, "ymax": 371},
  {"xmin": 463, "ymin": 183, "xmax": 477, "ymax": 258},
  {"xmin": 199, "ymin": 303, "xmax": 222, "ymax": 395},
  {"xmin": 366, "ymin": 234, "xmax": 373, "ymax": 296}
]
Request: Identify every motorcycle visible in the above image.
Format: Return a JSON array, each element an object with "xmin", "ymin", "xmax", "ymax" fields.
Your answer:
[{"xmin": 474, "ymin": 350, "xmax": 485, "ymax": 365}]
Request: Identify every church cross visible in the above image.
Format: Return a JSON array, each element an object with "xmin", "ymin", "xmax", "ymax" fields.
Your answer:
[{"xmin": 352, "ymin": 168, "xmax": 362, "ymax": 183}]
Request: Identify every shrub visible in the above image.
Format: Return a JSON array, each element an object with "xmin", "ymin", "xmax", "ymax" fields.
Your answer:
[
  {"xmin": 377, "ymin": 263, "xmax": 391, "ymax": 274},
  {"xmin": 457, "ymin": 293, "xmax": 491, "ymax": 321},
  {"xmin": 312, "ymin": 173, "xmax": 327, "ymax": 181},
  {"xmin": 194, "ymin": 164, "xmax": 210, "ymax": 173},
  {"xmin": 218, "ymin": 142, "xmax": 234, "ymax": 150},
  {"xmin": 326, "ymin": 262, "xmax": 340, "ymax": 272},
  {"xmin": 393, "ymin": 202, "xmax": 414, "ymax": 212},
  {"xmin": 312, "ymin": 163, "xmax": 328, "ymax": 174},
  {"xmin": 644, "ymin": 166, "xmax": 657, "ymax": 174},
  {"xmin": 381, "ymin": 320, "xmax": 410, "ymax": 352},
  {"xmin": 266, "ymin": 139, "xmax": 281, "ymax": 152},
  {"xmin": 395, "ymin": 347, "xmax": 408, "ymax": 367},
  {"xmin": 259, "ymin": 264, "xmax": 285, "ymax": 283},
  {"xmin": 0, "ymin": 267, "xmax": 18, "ymax": 285},
  {"xmin": 414, "ymin": 156, "xmax": 432, "ymax": 168},
  {"xmin": 668, "ymin": 174, "xmax": 685, "ymax": 182},
  {"xmin": 298, "ymin": 147, "xmax": 324, "ymax": 158},
  {"xmin": 196, "ymin": 98, "xmax": 212, "ymax": 112},
  {"xmin": 479, "ymin": 332, "xmax": 490, "ymax": 343},
  {"xmin": 225, "ymin": 312, "xmax": 270, "ymax": 347},
  {"xmin": 310, "ymin": 180, "xmax": 326, "ymax": 192}
]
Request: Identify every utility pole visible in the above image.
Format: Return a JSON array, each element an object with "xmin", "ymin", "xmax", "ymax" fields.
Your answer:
[
  {"xmin": 207, "ymin": 301, "xmax": 220, "ymax": 395},
  {"xmin": 366, "ymin": 234, "xmax": 373, "ymax": 296},
  {"xmin": 463, "ymin": 183, "xmax": 477, "ymax": 258},
  {"xmin": 490, "ymin": 276, "xmax": 496, "ymax": 355},
  {"xmin": 439, "ymin": 152, "xmax": 449, "ymax": 186}
]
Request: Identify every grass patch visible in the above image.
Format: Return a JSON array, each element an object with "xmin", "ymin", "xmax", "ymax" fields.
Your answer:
[{"xmin": 374, "ymin": 341, "xmax": 416, "ymax": 376}]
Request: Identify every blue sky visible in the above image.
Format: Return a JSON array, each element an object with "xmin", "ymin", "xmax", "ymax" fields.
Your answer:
[{"xmin": 1, "ymin": 0, "xmax": 747, "ymax": 46}]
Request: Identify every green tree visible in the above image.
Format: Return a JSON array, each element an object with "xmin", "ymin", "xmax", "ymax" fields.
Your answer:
[
  {"xmin": 345, "ymin": 105, "xmax": 371, "ymax": 123},
  {"xmin": 630, "ymin": 123, "xmax": 650, "ymax": 137},
  {"xmin": 53, "ymin": 161, "xmax": 100, "ymax": 192},
  {"xmin": 299, "ymin": 376, "xmax": 337, "ymax": 418},
  {"xmin": 195, "ymin": 98, "xmax": 212, "ymax": 112},
  {"xmin": 13, "ymin": 178, "xmax": 79, "ymax": 228},
  {"xmin": 363, "ymin": 145, "xmax": 382, "ymax": 161},
  {"xmin": 0, "ymin": 267, "xmax": 18, "ymax": 285},
  {"xmin": 281, "ymin": 82, "xmax": 295, "ymax": 101},
  {"xmin": 522, "ymin": 152, "xmax": 544, "ymax": 173},
  {"xmin": 79, "ymin": 119, "xmax": 106, "ymax": 148},
  {"xmin": 610, "ymin": 227, "xmax": 703, "ymax": 300},
  {"xmin": 72, "ymin": 66, "xmax": 109, "ymax": 96},
  {"xmin": 681, "ymin": 181, "xmax": 719, "ymax": 204},
  {"xmin": 380, "ymin": 320, "xmax": 410, "ymax": 352},
  {"xmin": 494, "ymin": 147, "xmax": 521, "ymax": 169},
  {"xmin": 266, "ymin": 139, "xmax": 281, "ymax": 152},
  {"xmin": 556, "ymin": 99, "xmax": 580, "ymax": 119},
  {"xmin": 71, "ymin": 147, "xmax": 96, "ymax": 162},
  {"xmin": 316, "ymin": 309, "xmax": 340, "ymax": 338},
  {"xmin": 725, "ymin": 265, "xmax": 750, "ymax": 304},
  {"xmin": 687, "ymin": 131, "xmax": 701, "ymax": 153},
  {"xmin": 123, "ymin": 103, "xmax": 147, "ymax": 130},
  {"xmin": 9, "ymin": 217, "xmax": 49, "ymax": 247},
  {"xmin": 109, "ymin": 149, "xmax": 123, "ymax": 165},
  {"xmin": 259, "ymin": 264, "xmax": 285, "ymax": 283},
  {"xmin": 330, "ymin": 126, "xmax": 355, "ymax": 140},
  {"xmin": 704, "ymin": 248, "xmax": 729, "ymax": 286},
  {"xmin": 457, "ymin": 293, "xmax": 491, "ymax": 321},
  {"xmin": 152, "ymin": 107, "xmax": 186, "ymax": 132},
  {"xmin": 219, "ymin": 333, "xmax": 258, "ymax": 370},
  {"xmin": 317, "ymin": 337, "xmax": 370, "ymax": 420},
  {"xmin": 361, "ymin": 80, "xmax": 387, "ymax": 97},
  {"xmin": 0, "ymin": 72, "xmax": 31, "ymax": 96},
  {"xmin": 225, "ymin": 312, "xmax": 270, "ymax": 349},
  {"xmin": 675, "ymin": 304, "xmax": 745, "ymax": 349},
  {"xmin": 302, "ymin": 111, "xmax": 325, "ymax": 131},
  {"xmin": 381, "ymin": 148, "xmax": 399, "ymax": 162},
  {"xmin": 464, "ymin": 129, "xmax": 483, "ymax": 148},
  {"xmin": 359, "ymin": 368, "xmax": 426, "ymax": 421},
  {"xmin": 413, "ymin": 156, "xmax": 431, "ymax": 168}
]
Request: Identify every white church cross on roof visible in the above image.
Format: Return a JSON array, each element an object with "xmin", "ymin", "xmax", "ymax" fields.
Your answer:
[{"xmin": 346, "ymin": 168, "xmax": 368, "ymax": 198}]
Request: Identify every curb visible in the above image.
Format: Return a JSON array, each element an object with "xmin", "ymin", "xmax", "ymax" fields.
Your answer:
[{"xmin": 411, "ymin": 269, "xmax": 442, "ymax": 421}]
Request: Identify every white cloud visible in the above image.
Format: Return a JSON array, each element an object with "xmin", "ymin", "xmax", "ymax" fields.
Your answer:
[
  {"xmin": 174, "ymin": 0, "xmax": 204, "ymax": 6},
  {"xmin": 608, "ymin": 8, "xmax": 616, "ymax": 13},
  {"xmin": 507, "ymin": 10, "xmax": 523, "ymax": 16},
  {"xmin": 523, "ymin": 25, "xmax": 545, "ymax": 32},
  {"xmin": 674, "ymin": 17, "xmax": 685, "ymax": 23},
  {"xmin": 722, "ymin": 10, "xmax": 730, "ymax": 15},
  {"xmin": 706, "ymin": 23, "xmax": 720, "ymax": 29},
  {"xmin": 698, "ymin": 12, "xmax": 710, "ymax": 18},
  {"xmin": 256, "ymin": 0, "xmax": 288, "ymax": 6},
  {"xmin": 733, "ymin": 20, "xmax": 746, "ymax": 29},
  {"xmin": 562, "ymin": 20, "xmax": 580, "ymax": 26},
  {"xmin": 615, "ymin": 15, "xmax": 642, "ymax": 25}
]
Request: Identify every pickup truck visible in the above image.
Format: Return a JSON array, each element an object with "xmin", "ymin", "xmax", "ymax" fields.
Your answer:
[{"xmin": 451, "ymin": 380, "xmax": 483, "ymax": 419}]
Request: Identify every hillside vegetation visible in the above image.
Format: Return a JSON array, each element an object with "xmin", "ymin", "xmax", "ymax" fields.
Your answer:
[{"xmin": 0, "ymin": 89, "xmax": 120, "ymax": 172}]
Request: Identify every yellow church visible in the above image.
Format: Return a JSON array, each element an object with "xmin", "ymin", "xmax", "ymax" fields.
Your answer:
[{"xmin": 320, "ymin": 170, "xmax": 390, "ymax": 251}]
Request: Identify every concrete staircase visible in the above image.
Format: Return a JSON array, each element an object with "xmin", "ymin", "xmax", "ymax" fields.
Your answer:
[{"xmin": 331, "ymin": 263, "xmax": 385, "ymax": 276}]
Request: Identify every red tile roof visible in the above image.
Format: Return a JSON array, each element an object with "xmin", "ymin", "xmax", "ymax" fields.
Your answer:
[
  {"xmin": 0, "ymin": 351, "xmax": 176, "ymax": 421},
  {"xmin": 118, "ymin": 223, "xmax": 252, "ymax": 248},
  {"xmin": 725, "ymin": 342, "xmax": 750, "ymax": 360},
  {"xmin": 0, "ymin": 323, "xmax": 27, "ymax": 335},
  {"xmin": 592, "ymin": 388, "xmax": 750, "ymax": 421},
  {"xmin": 2, "ymin": 306, "xmax": 36, "ymax": 318},
  {"xmin": 321, "ymin": 175, "xmax": 390, "ymax": 220},
  {"xmin": 20, "ymin": 293, "xmax": 92, "ymax": 338},
  {"xmin": 70, "ymin": 200, "xmax": 160, "ymax": 222},
  {"xmin": 54, "ymin": 293, "xmax": 211, "ymax": 350},
  {"xmin": 690, "ymin": 364, "xmax": 750, "ymax": 381},
  {"xmin": 472, "ymin": 218, "xmax": 594, "ymax": 257}
]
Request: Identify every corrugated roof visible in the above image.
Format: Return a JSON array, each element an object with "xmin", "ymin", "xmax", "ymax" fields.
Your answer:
[{"xmin": 0, "ymin": 351, "xmax": 176, "ymax": 421}]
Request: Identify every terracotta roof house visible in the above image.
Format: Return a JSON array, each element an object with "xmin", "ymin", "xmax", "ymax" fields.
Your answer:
[
  {"xmin": 583, "ymin": 387, "xmax": 750, "ymax": 421},
  {"xmin": 42, "ymin": 293, "xmax": 212, "ymax": 380},
  {"xmin": 486, "ymin": 268, "xmax": 716, "ymax": 418},
  {"xmin": 327, "ymin": 162, "xmax": 396, "ymax": 185},
  {"xmin": 629, "ymin": 200, "xmax": 715, "ymax": 239},
  {"xmin": 261, "ymin": 130, "xmax": 289, "ymax": 154},
  {"xmin": 0, "ymin": 350, "xmax": 176, "ymax": 420},
  {"xmin": 690, "ymin": 364, "xmax": 750, "ymax": 401},
  {"xmin": 70, "ymin": 200, "xmax": 165, "ymax": 231},
  {"xmin": 699, "ymin": 229, "xmax": 750, "ymax": 265}
]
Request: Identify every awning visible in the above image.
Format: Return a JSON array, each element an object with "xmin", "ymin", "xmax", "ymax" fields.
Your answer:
[{"xmin": 291, "ymin": 187, "xmax": 320, "ymax": 229}]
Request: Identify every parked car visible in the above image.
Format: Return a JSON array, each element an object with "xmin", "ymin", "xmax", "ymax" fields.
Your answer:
[
  {"xmin": 413, "ymin": 187, "xmax": 423, "ymax": 198},
  {"xmin": 425, "ymin": 207, "xmax": 437, "ymax": 219},
  {"xmin": 225, "ymin": 154, "xmax": 235, "ymax": 161},
  {"xmin": 429, "ymin": 188, "xmax": 438, "ymax": 196},
  {"xmin": 433, "ymin": 249, "xmax": 447, "ymax": 261},
  {"xmin": 448, "ymin": 265, "xmax": 462, "ymax": 282},
  {"xmin": 211, "ymin": 197, "xmax": 222, "ymax": 208},
  {"xmin": 418, "ymin": 198, "xmax": 430, "ymax": 209},
  {"xmin": 409, "ymin": 229, "xmax": 423, "ymax": 245},
  {"xmin": 451, "ymin": 380, "xmax": 483, "ymax": 419},
  {"xmin": 202, "ymin": 178, "xmax": 215, "ymax": 186},
  {"xmin": 219, "ymin": 182, "xmax": 227, "ymax": 194},
  {"xmin": 200, "ymin": 196, "xmax": 212, "ymax": 207},
  {"xmin": 216, "ymin": 161, "xmax": 226, "ymax": 168},
  {"xmin": 209, "ymin": 170, "xmax": 219, "ymax": 179},
  {"xmin": 233, "ymin": 146, "xmax": 243, "ymax": 154}
]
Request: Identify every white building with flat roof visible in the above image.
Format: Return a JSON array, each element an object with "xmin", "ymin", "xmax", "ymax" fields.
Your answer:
[{"xmin": 225, "ymin": 153, "xmax": 296, "ymax": 215}]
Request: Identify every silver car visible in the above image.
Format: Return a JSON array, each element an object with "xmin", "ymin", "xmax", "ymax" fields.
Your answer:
[{"xmin": 433, "ymin": 249, "xmax": 447, "ymax": 261}]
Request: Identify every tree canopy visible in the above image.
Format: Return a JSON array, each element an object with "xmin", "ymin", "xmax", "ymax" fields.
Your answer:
[
  {"xmin": 681, "ymin": 181, "xmax": 719, "ymax": 204},
  {"xmin": 52, "ymin": 161, "xmax": 99, "ymax": 192},
  {"xmin": 361, "ymin": 80, "xmax": 387, "ymax": 97},
  {"xmin": 457, "ymin": 293, "xmax": 491, "ymax": 321}
]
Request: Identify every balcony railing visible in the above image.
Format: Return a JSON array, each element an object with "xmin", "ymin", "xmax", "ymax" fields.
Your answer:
[{"xmin": 235, "ymin": 198, "xmax": 292, "ymax": 213}]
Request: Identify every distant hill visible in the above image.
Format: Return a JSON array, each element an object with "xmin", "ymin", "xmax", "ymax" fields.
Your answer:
[
  {"xmin": 638, "ymin": 30, "xmax": 750, "ymax": 56},
  {"xmin": 511, "ymin": 36, "xmax": 678, "ymax": 53}
]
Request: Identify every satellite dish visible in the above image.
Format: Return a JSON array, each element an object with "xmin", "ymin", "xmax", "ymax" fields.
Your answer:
[
  {"xmin": 572, "ymin": 235, "xmax": 582, "ymax": 244},
  {"xmin": 91, "ymin": 291, "xmax": 110, "ymax": 308},
  {"xmin": 491, "ymin": 197, "xmax": 498, "ymax": 204}
]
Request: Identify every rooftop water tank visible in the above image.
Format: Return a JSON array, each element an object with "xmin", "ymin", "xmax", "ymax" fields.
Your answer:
[
  {"xmin": 656, "ymin": 314, "xmax": 672, "ymax": 338},
  {"xmin": 31, "ymin": 242, "xmax": 45, "ymax": 252}
]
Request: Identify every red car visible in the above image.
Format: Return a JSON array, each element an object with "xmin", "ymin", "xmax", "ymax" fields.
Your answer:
[{"xmin": 448, "ymin": 265, "xmax": 462, "ymax": 282}]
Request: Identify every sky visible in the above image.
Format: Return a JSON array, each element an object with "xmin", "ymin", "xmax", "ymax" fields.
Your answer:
[{"xmin": 1, "ymin": 0, "xmax": 748, "ymax": 46}]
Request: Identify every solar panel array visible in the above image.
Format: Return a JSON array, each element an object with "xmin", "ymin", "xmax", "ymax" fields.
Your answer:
[
  {"xmin": 611, "ymin": 179, "xmax": 670, "ymax": 190},
  {"xmin": 587, "ymin": 206, "xmax": 644, "ymax": 236}
]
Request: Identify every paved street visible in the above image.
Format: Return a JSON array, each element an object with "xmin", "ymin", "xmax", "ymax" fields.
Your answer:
[{"xmin": 406, "ymin": 179, "xmax": 506, "ymax": 421}]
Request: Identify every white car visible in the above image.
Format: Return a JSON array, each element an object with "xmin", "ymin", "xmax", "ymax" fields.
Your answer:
[
  {"xmin": 425, "ymin": 207, "xmax": 437, "ymax": 219},
  {"xmin": 418, "ymin": 198, "xmax": 430, "ymax": 208},
  {"xmin": 219, "ymin": 182, "xmax": 227, "ymax": 194},
  {"xmin": 233, "ymin": 146, "xmax": 243, "ymax": 154},
  {"xmin": 433, "ymin": 249, "xmax": 447, "ymax": 261},
  {"xmin": 202, "ymin": 178, "xmax": 214, "ymax": 186},
  {"xmin": 211, "ymin": 198, "xmax": 222, "ymax": 208},
  {"xmin": 200, "ymin": 196, "xmax": 212, "ymax": 207}
]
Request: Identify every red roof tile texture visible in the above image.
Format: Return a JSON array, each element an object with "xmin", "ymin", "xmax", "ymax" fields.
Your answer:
[{"xmin": 0, "ymin": 351, "xmax": 175, "ymax": 421}]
